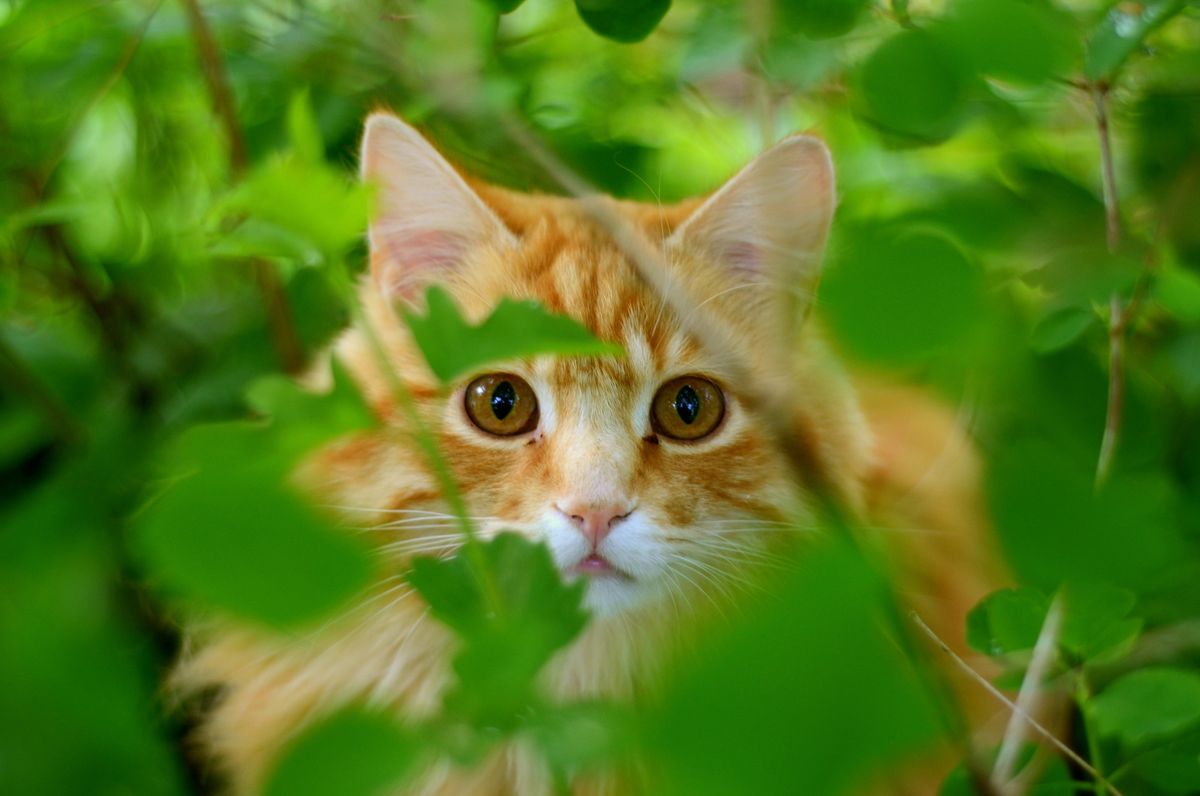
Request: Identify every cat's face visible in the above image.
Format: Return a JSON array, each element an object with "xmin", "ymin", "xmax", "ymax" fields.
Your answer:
[{"xmin": 329, "ymin": 114, "xmax": 868, "ymax": 618}]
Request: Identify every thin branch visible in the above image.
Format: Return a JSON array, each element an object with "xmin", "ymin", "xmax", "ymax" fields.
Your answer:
[
  {"xmin": 1093, "ymin": 85, "xmax": 1123, "ymax": 489},
  {"xmin": 911, "ymin": 611, "xmax": 1126, "ymax": 796},
  {"xmin": 992, "ymin": 595, "xmax": 1063, "ymax": 792},
  {"xmin": 179, "ymin": 0, "xmax": 305, "ymax": 374}
]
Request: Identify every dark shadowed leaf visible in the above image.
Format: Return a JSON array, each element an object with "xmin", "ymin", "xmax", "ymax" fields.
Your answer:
[
  {"xmin": 574, "ymin": 0, "xmax": 671, "ymax": 43},
  {"xmin": 778, "ymin": 0, "xmax": 872, "ymax": 39},
  {"xmin": 1084, "ymin": 0, "xmax": 1188, "ymax": 81},
  {"xmin": 403, "ymin": 286, "xmax": 622, "ymax": 383},
  {"xmin": 651, "ymin": 543, "xmax": 940, "ymax": 795},
  {"xmin": 1091, "ymin": 668, "xmax": 1200, "ymax": 746},
  {"xmin": 263, "ymin": 707, "xmax": 418, "ymax": 796}
]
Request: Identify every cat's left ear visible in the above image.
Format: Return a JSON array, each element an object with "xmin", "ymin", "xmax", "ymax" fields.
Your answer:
[{"xmin": 667, "ymin": 135, "xmax": 835, "ymax": 299}]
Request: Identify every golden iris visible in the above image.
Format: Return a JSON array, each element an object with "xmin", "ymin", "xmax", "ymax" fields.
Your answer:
[
  {"xmin": 464, "ymin": 373, "xmax": 539, "ymax": 436},
  {"xmin": 651, "ymin": 376, "xmax": 725, "ymax": 440}
]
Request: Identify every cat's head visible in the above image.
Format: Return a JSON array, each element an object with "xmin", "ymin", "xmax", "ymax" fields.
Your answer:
[{"xmin": 328, "ymin": 113, "xmax": 869, "ymax": 617}]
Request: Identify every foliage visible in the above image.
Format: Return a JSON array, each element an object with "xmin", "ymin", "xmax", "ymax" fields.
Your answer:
[{"xmin": 2, "ymin": 0, "xmax": 1199, "ymax": 795}]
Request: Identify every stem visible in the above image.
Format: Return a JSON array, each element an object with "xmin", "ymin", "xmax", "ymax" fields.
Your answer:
[
  {"xmin": 911, "ymin": 612, "xmax": 1125, "ymax": 796},
  {"xmin": 1092, "ymin": 85, "xmax": 1123, "ymax": 490},
  {"xmin": 179, "ymin": 0, "xmax": 305, "ymax": 374},
  {"xmin": 1076, "ymin": 673, "xmax": 1108, "ymax": 796},
  {"xmin": 992, "ymin": 595, "xmax": 1063, "ymax": 791},
  {"xmin": 331, "ymin": 272, "xmax": 504, "ymax": 618}
]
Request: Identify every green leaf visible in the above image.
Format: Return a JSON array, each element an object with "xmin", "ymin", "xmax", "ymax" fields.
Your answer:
[
  {"xmin": 1084, "ymin": 0, "xmax": 1187, "ymax": 81},
  {"xmin": 966, "ymin": 587, "xmax": 1050, "ymax": 657},
  {"xmin": 942, "ymin": 0, "xmax": 1078, "ymax": 86},
  {"xmin": 1059, "ymin": 580, "xmax": 1141, "ymax": 665},
  {"xmin": 1029, "ymin": 306, "xmax": 1096, "ymax": 354},
  {"xmin": 287, "ymin": 88, "xmax": 324, "ymax": 165},
  {"xmin": 484, "ymin": 0, "xmax": 526, "ymax": 12},
  {"xmin": 778, "ymin": 0, "xmax": 872, "ymax": 39},
  {"xmin": 1156, "ymin": 264, "xmax": 1200, "ymax": 324},
  {"xmin": 224, "ymin": 154, "xmax": 371, "ymax": 264},
  {"xmin": 1130, "ymin": 729, "xmax": 1200, "ymax": 794},
  {"xmin": 407, "ymin": 533, "xmax": 588, "ymax": 726},
  {"xmin": 987, "ymin": 440, "xmax": 1184, "ymax": 590},
  {"xmin": 650, "ymin": 543, "xmax": 940, "ymax": 795},
  {"xmin": 245, "ymin": 361, "xmax": 374, "ymax": 458},
  {"xmin": 856, "ymin": 30, "xmax": 971, "ymax": 144},
  {"xmin": 1090, "ymin": 668, "xmax": 1200, "ymax": 746},
  {"xmin": 402, "ymin": 286, "xmax": 623, "ymax": 384},
  {"xmin": 822, "ymin": 229, "xmax": 985, "ymax": 365},
  {"xmin": 574, "ymin": 0, "xmax": 671, "ymax": 43},
  {"xmin": 135, "ymin": 423, "xmax": 374, "ymax": 628},
  {"xmin": 263, "ymin": 707, "xmax": 418, "ymax": 796}
]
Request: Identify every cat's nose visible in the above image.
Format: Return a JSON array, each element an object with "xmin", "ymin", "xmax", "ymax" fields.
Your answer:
[{"xmin": 556, "ymin": 502, "xmax": 635, "ymax": 548}]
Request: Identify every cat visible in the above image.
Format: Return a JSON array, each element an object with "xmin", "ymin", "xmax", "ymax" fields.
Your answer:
[{"xmin": 173, "ymin": 112, "xmax": 999, "ymax": 795}]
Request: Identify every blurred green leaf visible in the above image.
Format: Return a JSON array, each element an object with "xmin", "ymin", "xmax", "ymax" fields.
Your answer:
[
  {"xmin": 1129, "ymin": 729, "xmax": 1200, "ymax": 793},
  {"xmin": 1084, "ymin": 0, "xmax": 1187, "ymax": 81},
  {"xmin": 942, "ymin": 0, "xmax": 1078, "ymax": 85},
  {"xmin": 1029, "ymin": 306, "xmax": 1096, "ymax": 354},
  {"xmin": 408, "ymin": 533, "xmax": 588, "ymax": 726},
  {"xmin": 1156, "ymin": 264, "xmax": 1200, "ymax": 324},
  {"xmin": 778, "ymin": 0, "xmax": 872, "ymax": 39},
  {"xmin": 1060, "ymin": 580, "xmax": 1142, "ymax": 665},
  {"xmin": 966, "ymin": 587, "xmax": 1050, "ymax": 657},
  {"xmin": 403, "ymin": 286, "xmax": 623, "ymax": 384},
  {"xmin": 135, "ymin": 423, "xmax": 374, "ymax": 628},
  {"xmin": 245, "ymin": 361, "xmax": 374, "ymax": 458},
  {"xmin": 650, "ymin": 543, "xmax": 940, "ymax": 795},
  {"xmin": 1091, "ymin": 668, "xmax": 1200, "ymax": 746},
  {"xmin": 287, "ymin": 88, "xmax": 325, "ymax": 165},
  {"xmin": 263, "ymin": 707, "xmax": 418, "ymax": 796},
  {"xmin": 822, "ymin": 229, "xmax": 984, "ymax": 365},
  {"xmin": 988, "ymin": 440, "xmax": 1184, "ymax": 591},
  {"xmin": 856, "ymin": 30, "xmax": 971, "ymax": 143},
  {"xmin": 486, "ymin": 0, "xmax": 527, "ymax": 11},
  {"xmin": 574, "ymin": 0, "xmax": 671, "ymax": 43}
]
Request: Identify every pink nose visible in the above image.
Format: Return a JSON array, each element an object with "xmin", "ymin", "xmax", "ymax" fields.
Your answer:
[{"xmin": 557, "ymin": 502, "xmax": 635, "ymax": 548}]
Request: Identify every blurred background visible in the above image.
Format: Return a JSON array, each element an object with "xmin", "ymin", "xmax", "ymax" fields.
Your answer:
[{"xmin": 2, "ymin": 0, "xmax": 1199, "ymax": 794}]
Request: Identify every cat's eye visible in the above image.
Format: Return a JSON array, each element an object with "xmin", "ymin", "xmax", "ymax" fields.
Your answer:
[
  {"xmin": 651, "ymin": 376, "xmax": 725, "ymax": 441},
  {"xmin": 464, "ymin": 373, "xmax": 539, "ymax": 436}
]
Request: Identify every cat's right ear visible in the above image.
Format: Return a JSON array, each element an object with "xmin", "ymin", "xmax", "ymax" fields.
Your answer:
[{"xmin": 361, "ymin": 113, "xmax": 515, "ymax": 299}]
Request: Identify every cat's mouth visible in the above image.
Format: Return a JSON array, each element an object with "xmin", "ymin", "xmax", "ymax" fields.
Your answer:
[{"xmin": 571, "ymin": 553, "xmax": 633, "ymax": 581}]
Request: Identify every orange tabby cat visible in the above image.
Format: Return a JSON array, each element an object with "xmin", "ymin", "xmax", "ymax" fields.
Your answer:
[{"xmin": 174, "ymin": 113, "xmax": 998, "ymax": 794}]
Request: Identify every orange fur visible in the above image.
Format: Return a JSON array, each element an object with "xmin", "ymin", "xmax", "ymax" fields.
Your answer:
[{"xmin": 173, "ymin": 116, "xmax": 998, "ymax": 794}]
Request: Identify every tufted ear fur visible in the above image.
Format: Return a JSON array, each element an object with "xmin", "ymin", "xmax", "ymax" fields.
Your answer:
[
  {"xmin": 667, "ymin": 135, "xmax": 835, "ymax": 315},
  {"xmin": 360, "ymin": 112, "xmax": 515, "ymax": 299}
]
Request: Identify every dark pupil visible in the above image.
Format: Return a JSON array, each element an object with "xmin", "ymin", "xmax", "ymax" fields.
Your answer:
[
  {"xmin": 674, "ymin": 385, "xmax": 700, "ymax": 424},
  {"xmin": 491, "ymin": 381, "xmax": 516, "ymax": 420}
]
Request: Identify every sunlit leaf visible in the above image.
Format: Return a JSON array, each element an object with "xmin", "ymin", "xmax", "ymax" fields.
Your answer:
[
  {"xmin": 1084, "ymin": 0, "xmax": 1187, "ymax": 81},
  {"xmin": 287, "ymin": 88, "xmax": 324, "ymax": 165},
  {"xmin": 1091, "ymin": 668, "xmax": 1200, "ymax": 746},
  {"xmin": 403, "ymin": 286, "xmax": 622, "ymax": 384},
  {"xmin": 263, "ymin": 707, "xmax": 418, "ymax": 796}
]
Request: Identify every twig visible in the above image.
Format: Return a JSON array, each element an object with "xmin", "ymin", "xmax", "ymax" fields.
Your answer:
[
  {"xmin": 1092, "ymin": 85, "xmax": 1123, "ymax": 490},
  {"xmin": 911, "ymin": 611, "xmax": 1126, "ymax": 796},
  {"xmin": 179, "ymin": 0, "xmax": 305, "ymax": 374},
  {"xmin": 992, "ymin": 595, "xmax": 1063, "ymax": 792}
]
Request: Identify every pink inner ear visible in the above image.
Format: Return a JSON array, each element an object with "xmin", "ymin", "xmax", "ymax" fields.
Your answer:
[
  {"xmin": 722, "ymin": 240, "xmax": 763, "ymax": 275},
  {"xmin": 378, "ymin": 228, "xmax": 467, "ymax": 297}
]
